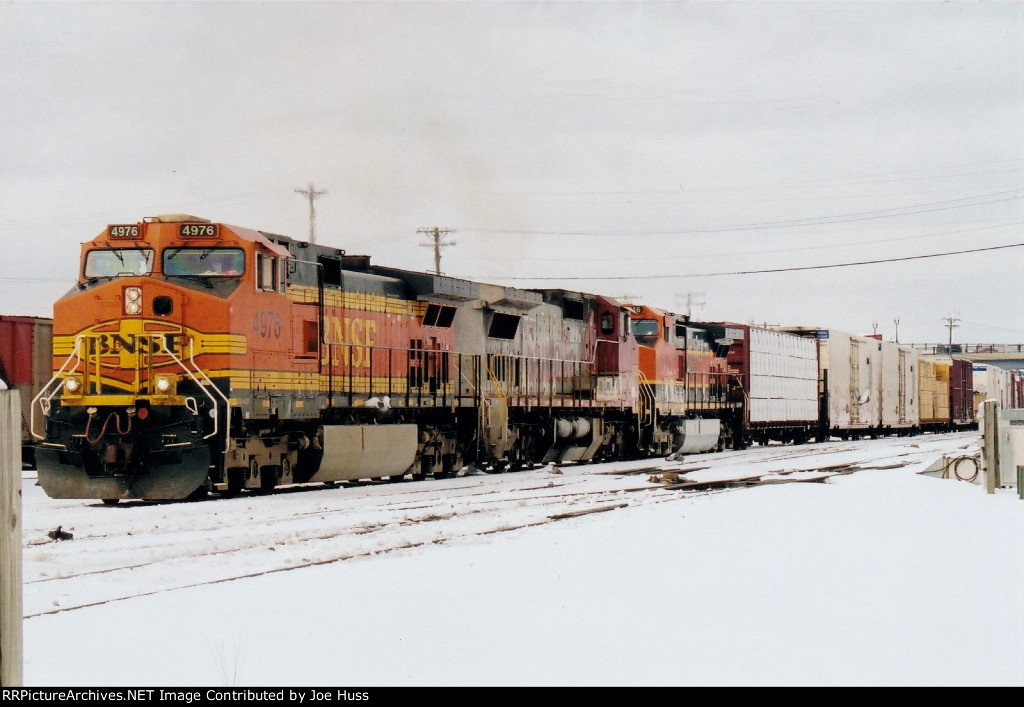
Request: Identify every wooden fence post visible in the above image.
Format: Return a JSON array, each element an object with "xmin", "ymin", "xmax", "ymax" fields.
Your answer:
[
  {"xmin": 0, "ymin": 389, "xmax": 23, "ymax": 686},
  {"xmin": 983, "ymin": 400, "xmax": 1001, "ymax": 495}
]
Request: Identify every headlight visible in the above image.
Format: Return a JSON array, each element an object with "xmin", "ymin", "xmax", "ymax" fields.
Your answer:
[
  {"xmin": 124, "ymin": 287, "xmax": 142, "ymax": 315},
  {"xmin": 63, "ymin": 376, "xmax": 82, "ymax": 393},
  {"xmin": 154, "ymin": 376, "xmax": 172, "ymax": 393}
]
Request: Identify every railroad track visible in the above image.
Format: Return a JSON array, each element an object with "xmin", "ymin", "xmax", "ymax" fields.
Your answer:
[
  {"xmin": 20, "ymin": 432, "xmax": 978, "ymax": 618},
  {"xmin": 22, "ymin": 478, "xmax": 702, "ymax": 617}
]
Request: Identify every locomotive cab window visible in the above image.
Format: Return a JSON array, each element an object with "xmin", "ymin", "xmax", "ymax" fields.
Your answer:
[
  {"xmin": 256, "ymin": 253, "xmax": 284, "ymax": 292},
  {"xmin": 631, "ymin": 318, "xmax": 660, "ymax": 345},
  {"xmin": 257, "ymin": 253, "xmax": 274, "ymax": 291},
  {"xmin": 84, "ymin": 248, "xmax": 154, "ymax": 278},
  {"xmin": 163, "ymin": 248, "xmax": 244, "ymax": 277}
]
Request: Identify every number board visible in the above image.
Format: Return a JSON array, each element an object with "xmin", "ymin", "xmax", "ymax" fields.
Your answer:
[
  {"xmin": 108, "ymin": 224, "xmax": 141, "ymax": 239},
  {"xmin": 179, "ymin": 223, "xmax": 219, "ymax": 238}
]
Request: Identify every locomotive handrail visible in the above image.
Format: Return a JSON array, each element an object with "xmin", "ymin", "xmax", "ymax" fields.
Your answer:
[
  {"xmin": 484, "ymin": 351, "xmax": 598, "ymax": 407},
  {"xmin": 319, "ymin": 339, "xmax": 476, "ymax": 408},
  {"xmin": 637, "ymin": 368, "xmax": 656, "ymax": 428},
  {"xmin": 38, "ymin": 331, "xmax": 228, "ymax": 444},
  {"xmin": 455, "ymin": 354, "xmax": 480, "ymax": 406},
  {"xmin": 681, "ymin": 370, "xmax": 732, "ymax": 408},
  {"xmin": 485, "ymin": 355, "xmax": 509, "ymax": 401},
  {"xmin": 185, "ymin": 337, "xmax": 231, "ymax": 446},
  {"xmin": 152, "ymin": 334, "xmax": 225, "ymax": 442},
  {"xmin": 30, "ymin": 334, "xmax": 87, "ymax": 440}
]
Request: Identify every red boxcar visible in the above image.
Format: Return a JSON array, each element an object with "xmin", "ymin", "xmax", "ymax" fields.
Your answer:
[
  {"xmin": 949, "ymin": 357, "xmax": 974, "ymax": 426},
  {"xmin": 0, "ymin": 315, "xmax": 53, "ymax": 465}
]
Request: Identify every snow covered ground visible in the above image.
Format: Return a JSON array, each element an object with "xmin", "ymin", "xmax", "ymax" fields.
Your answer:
[{"xmin": 18, "ymin": 432, "xmax": 1023, "ymax": 686}]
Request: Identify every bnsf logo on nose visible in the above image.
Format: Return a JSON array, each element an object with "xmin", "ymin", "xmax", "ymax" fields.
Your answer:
[{"xmin": 89, "ymin": 333, "xmax": 183, "ymax": 356}]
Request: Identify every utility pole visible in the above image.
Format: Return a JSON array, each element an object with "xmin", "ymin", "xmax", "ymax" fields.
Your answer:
[
  {"xmin": 417, "ymin": 227, "xmax": 456, "ymax": 275},
  {"xmin": 295, "ymin": 183, "xmax": 327, "ymax": 244},
  {"xmin": 893, "ymin": 318, "xmax": 900, "ymax": 343},
  {"xmin": 676, "ymin": 291, "xmax": 705, "ymax": 318},
  {"xmin": 942, "ymin": 313, "xmax": 961, "ymax": 348}
]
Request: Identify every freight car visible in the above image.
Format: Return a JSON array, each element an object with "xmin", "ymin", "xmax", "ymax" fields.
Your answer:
[
  {"xmin": 918, "ymin": 355, "xmax": 975, "ymax": 431},
  {"xmin": 972, "ymin": 363, "xmax": 1024, "ymax": 414},
  {"xmin": 0, "ymin": 315, "xmax": 52, "ymax": 467},
  {"xmin": 777, "ymin": 328, "xmax": 920, "ymax": 439},
  {"xmin": 706, "ymin": 322, "xmax": 820, "ymax": 446}
]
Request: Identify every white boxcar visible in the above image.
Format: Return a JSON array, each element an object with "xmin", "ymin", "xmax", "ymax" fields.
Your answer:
[
  {"xmin": 973, "ymin": 364, "xmax": 1018, "ymax": 412},
  {"xmin": 779, "ymin": 328, "xmax": 881, "ymax": 433},
  {"xmin": 716, "ymin": 323, "xmax": 818, "ymax": 444},
  {"xmin": 879, "ymin": 340, "xmax": 919, "ymax": 430},
  {"xmin": 746, "ymin": 326, "xmax": 818, "ymax": 425}
]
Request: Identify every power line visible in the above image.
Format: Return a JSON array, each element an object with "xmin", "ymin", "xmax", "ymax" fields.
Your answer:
[
  {"xmin": 461, "ymin": 188, "xmax": 1023, "ymax": 237},
  {"xmin": 960, "ymin": 321, "xmax": 1024, "ymax": 335},
  {"xmin": 520, "ymin": 220, "xmax": 1024, "ymax": 264},
  {"xmin": 487, "ymin": 241, "xmax": 1024, "ymax": 281}
]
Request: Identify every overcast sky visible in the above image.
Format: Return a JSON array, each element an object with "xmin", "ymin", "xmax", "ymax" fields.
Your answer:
[{"xmin": 1, "ymin": 1, "xmax": 1021, "ymax": 344}]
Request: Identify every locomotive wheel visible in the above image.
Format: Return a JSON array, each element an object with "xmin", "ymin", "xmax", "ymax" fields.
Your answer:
[
  {"xmin": 225, "ymin": 467, "xmax": 246, "ymax": 496},
  {"xmin": 412, "ymin": 455, "xmax": 431, "ymax": 481},
  {"xmin": 259, "ymin": 463, "xmax": 278, "ymax": 493},
  {"xmin": 432, "ymin": 452, "xmax": 460, "ymax": 480}
]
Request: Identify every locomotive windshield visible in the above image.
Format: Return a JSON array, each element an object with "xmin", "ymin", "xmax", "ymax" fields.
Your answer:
[
  {"xmin": 83, "ymin": 248, "xmax": 155, "ymax": 278},
  {"xmin": 631, "ymin": 318, "xmax": 660, "ymax": 344},
  {"xmin": 163, "ymin": 248, "xmax": 245, "ymax": 277}
]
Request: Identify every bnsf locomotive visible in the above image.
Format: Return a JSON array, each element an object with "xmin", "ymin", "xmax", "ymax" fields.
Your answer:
[
  {"xmin": 32, "ymin": 215, "xmax": 737, "ymax": 502},
  {"xmin": 30, "ymin": 215, "xmax": 990, "ymax": 503}
]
